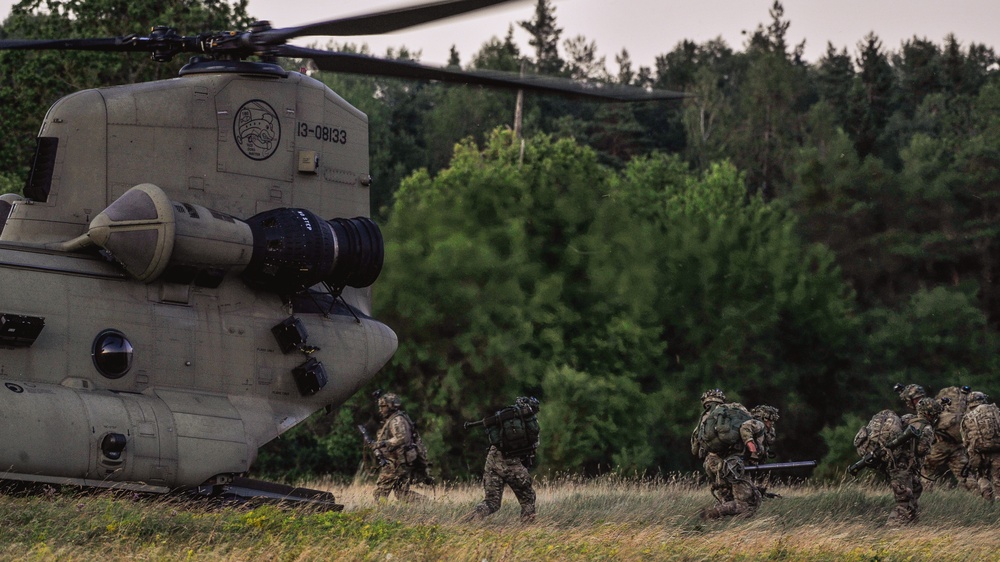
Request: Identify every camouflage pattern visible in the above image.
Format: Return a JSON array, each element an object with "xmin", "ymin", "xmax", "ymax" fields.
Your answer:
[
  {"xmin": 961, "ymin": 398, "xmax": 1000, "ymax": 501},
  {"xmin": 691, "ymin": 389, "xmax": 726, "ymax": 459},
  {"xmin": 739, "ymin": 417, "xmax": 768, "ymax": 462},
  {"xmin": 751, "ymin": 405, "xmax": 779, "ymax": 460},
  {"xmin": 896, "ymin": 383, "xmax": 927, "ymax": 412},
  {"xmin": 921, "ymin": 389, "xmax": 976, "ymax": 491},
  {"xmin": 701, "ymin": 389, "xmax": 726, "ymax": 407},
  {"xmin": 373, "ymin": 409, "xmax": 421, "ymax": 502},
  {"xmin": 467, "ymin": 445, "xmax": 537, "ymax": 522},
  {"xmin": 700, "ymin": 452, "xmax": 761, "ymax": 520},
  {"xmin": 885, "ymin": 410, "xmax": 935, "ymax": 525},
  {"xmin": 693, "ymin": 392, "xmax": 769, "ymax": 520}
]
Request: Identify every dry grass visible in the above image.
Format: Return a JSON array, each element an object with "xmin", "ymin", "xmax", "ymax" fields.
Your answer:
[{"xmin": 0, "ymin": 475, "xmax": 998, "ymax": 561}]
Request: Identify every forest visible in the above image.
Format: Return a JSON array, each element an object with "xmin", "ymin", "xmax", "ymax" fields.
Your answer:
[{"xmin": 1, "ymin": 0, "xmax": 999, "ymax": 482}]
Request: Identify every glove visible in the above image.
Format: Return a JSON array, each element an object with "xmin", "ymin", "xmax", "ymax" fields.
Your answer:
[
  {"xmin": 745, "ymin": 440, "xmax": 760, "ymax": 461},
  {"xmin": 375, "ymin": 440, "xmax": 387, "ymax": 448}
]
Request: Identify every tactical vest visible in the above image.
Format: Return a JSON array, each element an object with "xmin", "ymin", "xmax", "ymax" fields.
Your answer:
[
  {"xmin": 697, "ymin": 402, "xmax": 753, "ymax": 455},
  {"xmin": 854, "ymin": 409, "xmax": 904, "ymax": 456},
  {"xmin": 485, "ymin": 405, "xmax": 540, "ymax": 458}
]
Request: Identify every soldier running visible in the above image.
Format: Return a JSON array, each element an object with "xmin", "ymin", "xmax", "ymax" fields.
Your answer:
[
  {"xmin": 371, "ymin": 392, "xmax": 424, "ymax": 503},
  {"xmin": 462, "ymin": 396, "xmax": 541, "ymax": 523}
]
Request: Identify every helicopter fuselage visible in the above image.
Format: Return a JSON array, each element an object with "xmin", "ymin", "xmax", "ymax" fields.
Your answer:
[{"xmin": 0, "ymin": 63, "xmax": 397, "ymax": 491}]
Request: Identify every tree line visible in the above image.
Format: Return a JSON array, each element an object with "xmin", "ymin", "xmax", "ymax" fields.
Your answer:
[{"xmin": 2, "ymin": 0, "xmax": 999, "ymax": 481}]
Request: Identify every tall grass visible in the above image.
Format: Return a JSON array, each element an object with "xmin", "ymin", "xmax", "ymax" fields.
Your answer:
[{"xmin": 0, "ymin": 475, "xmax": 998, "ymax": 561}]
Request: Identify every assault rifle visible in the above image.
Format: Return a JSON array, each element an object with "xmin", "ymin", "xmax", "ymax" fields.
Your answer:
[
  {"xmin": 357, "ymin": 424, "xmax": 388, "ymax": 467},
  {"xmin": 848, "ymin": 425, "xmax": 921, "ymax": 476},
  {"xmin": 744, "ymin": 460, "xmax": 818, "ymax": 472}
]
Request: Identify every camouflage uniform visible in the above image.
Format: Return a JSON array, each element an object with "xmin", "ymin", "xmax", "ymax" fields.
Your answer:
[
  {"xmin": 693, "ymin": 390, "xmax": 769, "ymax": 520},
  {"xmin": 885, "ymin": 398, "xmax": 938, "ymax": 525},
  {"xmin": 691, "ymin": 389, "xmax": 726, "ymax": 460},
  {"xmin": 466, "ymin": 397, "xmax": 540, "ymax": 522},
  {"xmin": 960, "ymin": 392, "xmax": 1000, "ymax": 501},
  {"xmin": 897, "ymin": 383, "xmax": 975, "ymax": 490},
  {"xmin": 373, "ymin": 393, "xmax": 422, "ymax": 503},
  {"xmin": 896, "ymin": 383, "xmax": 926, "ymax": 413}
]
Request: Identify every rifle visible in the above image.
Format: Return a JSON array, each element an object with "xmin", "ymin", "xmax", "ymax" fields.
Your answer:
[
  {"xmin": 744, "ymin": 460, "xmax": 818, "ymax": 472},
  {"xmin": 848, "ymin": 424, "xmax": 921, "ymax": 476},
  {"xmin": 464, "ymin": 407, "xmax": 520, "ymax": 430},
  {"xmin": 757, "ymin": 486, "xmax": 782, "ymax": 499},
  {"xmin": 357, "ymin": 424, "xmax": 388, "ymax": 467}
]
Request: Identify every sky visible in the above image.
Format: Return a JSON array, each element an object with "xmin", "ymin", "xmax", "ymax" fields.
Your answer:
[{"xmin": 2, "ymin": 0, "xmax": 999, "ymax": 70}]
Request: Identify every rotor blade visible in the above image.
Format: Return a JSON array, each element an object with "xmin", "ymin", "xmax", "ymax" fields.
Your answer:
[
  {"xmin": 280, "ymin": 47, "xmax": 688, "ymax": 102},
  {"xmin": 0, "ymin": 38, "xmax": 139, "ymax": 52},
  {"xmin": 256, "ymin": 0, "xmax": 522, "ymax": 44}
]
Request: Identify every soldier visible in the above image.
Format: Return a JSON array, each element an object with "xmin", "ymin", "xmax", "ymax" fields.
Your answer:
[
  {"xmin": 960, "ymin": 391, "xmax": 1000, "ymax": 501},
  {"xmin": 750, "ymin": 405, "xmax": 780, "ymax": 461},
  {"xmin": 372, "ymin": 392, "xmax": 423, "ymax": 503},
  {"xmin": 886, "ymin": 397, "xmax": 939, "ymax": 525},
  {"xmin": 463, "ymin": 396, "xmax": 540, "ymax": 523},
  {"xmin": 691, "ymin": 389, "xmax": 726, "ymax": 460},
  {"xmin": 897, "ymin": 383, "xmax": 975, "ymax": 490},
  {"xmin": 895, "ymin": 383, "xmax": 927, "ymax": 413},
  {"xmin": 692, "ymin": 390, "xmax": 766, "ymax": 520},
  {"xmin": 924, "ymin": 386, "xmax": 976, "ymax": 491}
]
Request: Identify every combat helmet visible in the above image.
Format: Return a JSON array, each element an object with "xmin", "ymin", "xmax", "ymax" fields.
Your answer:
[
  {"xmin": 894, "ymin": 383, "xmax": 927, "ymax": 409},
  {"xmin": 968, "ymin": 391, "xmax": 990, "ymax": 408},
  {"xmin": 916, "ymin": 397, "xmax": 944, "ymax": 422},
  {"xmin": 701, "ymin": 389, "xmax": 726, "ymax": 409},
  {"xmin": 516, "ymin": 396, "xmax": 540, "ymax": 414},
  {"xmin": 378, "ymin": 392, "xmax": 402, "ymax": 412},
  {"xmin": 751, "ymin": 405, "xmax": 780, "ymax": 422}
]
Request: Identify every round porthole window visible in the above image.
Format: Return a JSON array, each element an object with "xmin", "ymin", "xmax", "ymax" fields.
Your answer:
[{"xmin": 92, "ymin": 329, "xmax": 133, "ymax": 379}]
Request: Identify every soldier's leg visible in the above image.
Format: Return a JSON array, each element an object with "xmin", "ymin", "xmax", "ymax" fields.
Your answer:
[
  {"xmin": 945, "ymin": 445, "xmax": 977, "ymax": 491},
  {"xmin": 391, "ymin": 470, "xmax": 414, "ymax": 502},
  {"xmin": 504, "ymin": 459, "xmax": 537, "ymax": 521},
  {"xmin": 887, "ymin": 469, "xmax": 918, "ymax": 525},
  {"xmin": 987, "ymin": 454, "xmax": 1000, "ymax": 501},
  {"xmin": 703, "ymin": 454, "xmax": 731, "ymax": 502},
  {"xmin": 920, "ymin": 442, "xmax": 951, "ymax": 490},
  {"xmin": 373, "ymin": 466, "xmax": 396, "ymax": 502},
  {"xmin": 468, "ymin": 451, "xmax": 505, "ymax": 519},
  {"xmin": 701, "ymin": 481, "xmax": 760, "ymax": 520},
  {"xmin": 702, "ymin": 458, "xmax": 760, "ymax": 520}
]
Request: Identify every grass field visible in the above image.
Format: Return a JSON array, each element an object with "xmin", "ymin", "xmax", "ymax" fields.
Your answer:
[{"xmin": 1, "ymin": 474, "xmax": 998, "ymax": 561}]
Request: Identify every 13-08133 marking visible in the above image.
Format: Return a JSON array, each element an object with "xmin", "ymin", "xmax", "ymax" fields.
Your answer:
[{"xmin": 297, "ymin": 122, "xmax": 347, "ymax": 144}]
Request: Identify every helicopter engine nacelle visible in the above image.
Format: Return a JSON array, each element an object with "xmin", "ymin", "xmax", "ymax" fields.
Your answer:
[
  {"xmin": 86, "ymin": 183, "xmax": 384, "ymax": 292},
  {"xmin": 241, "ymin": 208, "xmax": 384, "ymax": 294}
]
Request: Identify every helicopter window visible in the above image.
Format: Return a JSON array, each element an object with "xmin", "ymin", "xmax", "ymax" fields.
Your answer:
[
  {"xmin": 23, "ymin": 137, "xmax": 58, "ymax": 202},
  {"xmin": 91, "ymin": 329, "xmax": 134, "ymax": 379}
]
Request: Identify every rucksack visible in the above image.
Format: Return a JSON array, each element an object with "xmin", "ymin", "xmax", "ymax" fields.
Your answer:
[
  {"xmin": 854, "ymin": 409, "xmax": 904, "ymax": 456},
  {"xmin": 484, "ymin": 404, "xmax": 540, "ymax": 458},
  {"xmin": 399, "ymin": 413, "xmax": 434, "ymax": 484},
  {"xmin": 962, "ymin": 403, "xmax": 1000, "ymax": 454},
  {"xmin": 935, "ymin": 387, "xmax": 970, "ymax": 443},
  {"xmin": 697, "ymin": 402, "xmax": 753, "ymax": 455}
]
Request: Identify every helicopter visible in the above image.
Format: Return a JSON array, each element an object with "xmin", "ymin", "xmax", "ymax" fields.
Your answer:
[{"xmin": 0, "ymin": 0, "xmax": 684, "ymax": 500}]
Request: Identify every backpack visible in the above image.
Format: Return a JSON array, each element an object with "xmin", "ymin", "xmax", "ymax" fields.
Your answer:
[
  {"xmin": 963, "ymin": 403, "xmax": 1000, "ymax": 454},
  {"xmin": 935, "ymin": 387, "xmax": 970, "ymax": 443},
  {"xmin": 484, "ymin": 404, "xmax": 540, "ymax": 458},
  {"xmin": 697, "ymin": 403, "xmax": 753, "ymax": 455},
  {"xmin": 854, "ymin": 409, "xmax": 904, "ymax": 456},
  {"xmin": 399, "ymin": 413, "xmax": 434, "ymax": 484}
]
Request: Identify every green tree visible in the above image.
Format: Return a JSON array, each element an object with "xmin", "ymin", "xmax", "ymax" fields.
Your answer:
[
  {"xmin": 0, "ymin": 0, "xmax": 250, "ymax": 180},
  {"xmin": 726, "ymin": 1, "xmax": 810, "ymax": 199},
  {"xmin": 518, "ymin": 0, "xmax": 563, "ymax": 76},
  {"xmin": 846, "ymin": 33, "xmax": 898, "ymax": 161}
]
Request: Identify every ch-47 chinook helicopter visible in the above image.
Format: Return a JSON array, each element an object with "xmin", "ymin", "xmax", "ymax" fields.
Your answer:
[{"xmin": 0, "ymin": 0, "xmax": 684, "ymax": 502}]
